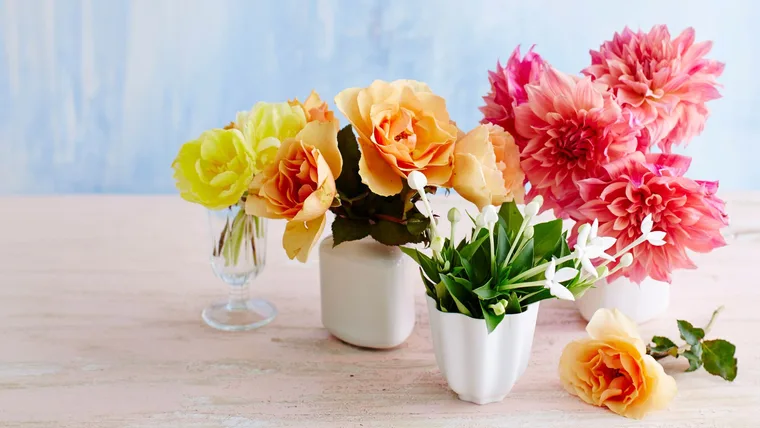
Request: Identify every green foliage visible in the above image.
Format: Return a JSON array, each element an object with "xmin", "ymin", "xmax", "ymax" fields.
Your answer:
[
  {"xmin": 702, "ymin": 339, "xmax": 737, "ymax": 381},
  {"xmin": 677, "ymin": 320, "xmax": 705, "ymax": 346},
  {"xmin": 330, "ymin": 125, "xmax": 430, "ymax": 247},
  {"xmin": 647, "ymin": 307, "xmax": 738, "ymax": 382},
  {"xmin": 402, "ymin": 200, "xmax": 576, "ymax": 333}
]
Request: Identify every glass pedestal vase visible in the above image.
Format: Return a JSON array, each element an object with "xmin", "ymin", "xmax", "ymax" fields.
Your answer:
[
  {"xmin": 318, "ymin": 236, "xmax": 415, "ymax": 349},
  {"xmin": 575, "ymin": 276, "xmax": 670, "ymax": 324},
  {"xmin": 203, "ymin": 204, "xmax": 277, "ymax": 331}
]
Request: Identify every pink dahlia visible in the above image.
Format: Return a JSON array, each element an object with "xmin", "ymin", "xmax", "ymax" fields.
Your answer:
[
  {"xmin": 480, "ymin": 45, "xmax": 546, "ymax": 146},
  {"xmin": 584, "ymin": 25, "xmax": 724, "ymax": 152},
  {"xmin": 514, "ymin": 67, "xmax": 640, "ymax": 216},
  {"xmin": 575, "ymin": 152, "xmax": 728, "ymax": 283}
]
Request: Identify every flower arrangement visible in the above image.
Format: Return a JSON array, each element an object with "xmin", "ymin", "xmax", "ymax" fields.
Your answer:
[
  {"xmin": 402, "ymin": 172, "xmax": 661, "ymax": 332},
  {"xmin": 241, "ymin": 79, "xmax": 530, "ymax": 261},
  {"xmin": 481, "ymin": 25, "xmax": 729, "ymax": 285},
  {"xmin": 172, "ymin": 92, "xmax": 335, "ymax": 262}
]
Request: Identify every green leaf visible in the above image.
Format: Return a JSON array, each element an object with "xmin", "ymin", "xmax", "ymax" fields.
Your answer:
[
  {"xmin": 400, "ymin": 247, "xmax": 441, "ymax": 286},
  {"xmin": 335, "ymin": 126, "xmax": 364, "ymax": 197},
  {"xmin": 683, "ymin": 342, "xmax": 703, "ymax": 372},
  {"xmin": 460, "ymin": 254, "xmax": 475, "ymax": 281},
  {"xmin": 473, "ymin": 282, "xmax": 501, "ymax": 300},
  {"xmin": 498, "ymin": 201, "xmax": 523, "ymax": 239},
  {"xmin": 452, "ymin": 276, "xmax": 473, "ymax": 292},
  {"xmin": 460, "ymin": 232, "xmax": 489, "ymax": 260},
  {"xmin": 702, "ymin": 339, "xmax": 738, "ymax": 381},
  {"xmin": 496, "ymin": 224, "xmax": 510, "ymax": 267},
  {"xmin": 370, "ymin": 219, "xmax": 424, "ymax": 246},
  {"xmin": 510, "ymin": 240, "xmax": 534, "ymax": 277},
  {"xmin": 677, "ymin": 320, "xmax": 706, "ymax": 346},
  {"xmin": 332, "ymin": 216, "xmax": 371, "ymax": 247},
  {"xmin": 434, "ymin": 280, "xmax": 453, "ymax": 312},
  {"xmin": 532, "ymin": 219, "xmax": 563, "ymax": 263},
  {"xmin": 440, "ymin": 275, "xmax": 473, "ymax": 316},
  {"xmin": 505, "ymin": 292, "xmax": 522, "ymax": 314},
  {"xmin": 481, "ymin": 300, "xmax": 504, "ymax": 333},
  {"xmin": 405, "ymin": 212, "xmax": 429, "ymax": 236},
  {"xmin": 649, "ymin": 336, "xmax": 679, "ymax": 354}
]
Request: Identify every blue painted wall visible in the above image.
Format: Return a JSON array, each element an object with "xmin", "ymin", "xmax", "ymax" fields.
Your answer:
[{"xmin": 1, "ymin": 0, "xmax": 758, "ymax": 193}]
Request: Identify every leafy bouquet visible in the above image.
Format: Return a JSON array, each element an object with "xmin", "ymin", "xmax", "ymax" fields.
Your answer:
[{"xmin": 402, "ymin": 172, "xmax": 658, "ymax": 333}]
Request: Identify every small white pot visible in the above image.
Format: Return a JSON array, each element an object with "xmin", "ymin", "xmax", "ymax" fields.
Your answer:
[
  {"xmin": 426, "ymin": 296, "xmax": 539, "ymax": 405},
  {"xmin": 319, "ymin": 236, "xmax": 415, "ymax": 349},
  {"xmin": 576, "ymin": 276, "xmax": 670, "ymax": 324}
]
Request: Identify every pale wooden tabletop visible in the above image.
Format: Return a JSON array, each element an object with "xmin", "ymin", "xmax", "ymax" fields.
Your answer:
[{"xmin": 1, "ymin": 194, "xmax": 759, "ymax": 428}]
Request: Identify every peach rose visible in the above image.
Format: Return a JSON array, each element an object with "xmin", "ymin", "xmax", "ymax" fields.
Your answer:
[
  {"xmin": 335, "ymin": 80, "xmax": 458, "ymax": 196},
  {"xmin": 451, "ymin": 124, "xmax": 525, "ymax": 209},
  {"xmin": 559, "ymin": 309, "xmax": 677, "ymax": 419},
  {"xmin": 245, "ymin": 120, "xmax": 342, "ymax": 262},
  {"xmin": 298, "ymin": 91, "xmax": 336, "ymax": 125}
]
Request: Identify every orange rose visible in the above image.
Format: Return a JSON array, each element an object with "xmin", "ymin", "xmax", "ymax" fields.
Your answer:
[
  {"xmin": 559, "ymin": 309, "xmax": 677, "ymax": 419},
  {"xmin": 451, "ymin": 124, "xmax": 525, "ymax": 209},
  {"xmin": 298, "ymin": 91, "xmax": 336, "ymax": 125},
  {"xmin": 335, "ymin": 80, "xmax": 458, "ymax": 196},
  {"xmin": 245, "ymin": 120, "xmax": 342, "ymax": 262}
]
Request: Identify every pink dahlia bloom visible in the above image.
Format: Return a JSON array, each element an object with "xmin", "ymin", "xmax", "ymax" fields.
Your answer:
[
  {"xmin": 575, "ymin": 152, "xmax": 728, "ymax": 283},
  {"xmin": 584, "ymin": 25, "xmax": 724, "ymax": 152},
  {"xmin": 514, "ymin": 67, "xmax": 640, "ymax": 216},
  {"xmin": 480, "ymin": 45, "xmax": 546, "ymax": 146}
]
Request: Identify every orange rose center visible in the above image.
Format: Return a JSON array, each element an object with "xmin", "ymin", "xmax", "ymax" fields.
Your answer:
[
  {"xmin": 271, "ymin": 142, "xmax": 319, "ymax": 219},
  {"xmin": 588, "ymin": 347, "xmax": 643, "ymax": 406}
]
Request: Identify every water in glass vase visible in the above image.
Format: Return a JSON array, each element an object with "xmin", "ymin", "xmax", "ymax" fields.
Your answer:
[{"xmin": 203, "ymin": 204, "xmax": 277, "ymax": 331}]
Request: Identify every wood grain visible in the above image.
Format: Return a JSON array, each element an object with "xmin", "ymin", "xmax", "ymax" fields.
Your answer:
[{"xmin": 1, "ymin": 195, "xmax": 759, "ymax": 427}]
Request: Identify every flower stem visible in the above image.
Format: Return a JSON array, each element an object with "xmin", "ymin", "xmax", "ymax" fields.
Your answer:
[
  {"xmin": 498, "ymin": 280, "xmax": 545, "ymax": 291},
  {"xmin": 705, "ymin": 305, "xmax": 725, "ymax": 336},
  {"xmin": 518, "ymin": 288, "xmax": 545, "ymax": 302},
  {"xmin": 504, "ymin": 219, "xmax": 528, "ymax": 266},
  {"xmin": 489, "ymin": 229, "xmax": 496, "ymax": 279},
  {"xmin": 510, "ymin": 254, "xmax": 575, "ymax": 283}
]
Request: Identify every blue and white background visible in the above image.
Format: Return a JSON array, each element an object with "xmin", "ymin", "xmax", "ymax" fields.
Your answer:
[{"xmin": 1, "ymin": 0, "xmax": 758, "ymax": 194}]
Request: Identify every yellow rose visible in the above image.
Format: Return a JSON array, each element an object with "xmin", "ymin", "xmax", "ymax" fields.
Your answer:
[
  {"xmin": 245, "ymin": 121, "xmax": 342, "ymax": 262},
  {"xmin": 559, "ymin": 309, "xmax": 677, "ymax": 419},
  {"xmin": 451, "ymin": 124, "xmax": 525, "ymax": 209},
  {"xmin": 335, "ymin": 80, "xmax": 458, "ymax": 196},
  {"xmin": 172, "ymin": 128, "xmax": 254, "ymax": 210},
  {"xmin": 233, "ymin": 101, "xmax": 308, "ymax": 174}
]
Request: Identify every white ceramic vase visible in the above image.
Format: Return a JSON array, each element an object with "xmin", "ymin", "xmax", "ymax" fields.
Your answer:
[
  {"xmin": 576, "ymin": 276, "xmax": 670, "ymax": 324},
  {"xmin": 426, "ymin": 296, "xmax": 539, "ymax": 405},
  {"xmin": 319, "ymin": 236, "xmax": 415, "ymax": 349}
]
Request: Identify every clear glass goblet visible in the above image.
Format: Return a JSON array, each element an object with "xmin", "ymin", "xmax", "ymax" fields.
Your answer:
[{"xmin": 202, "ymin": 204, "xmax": 276, "ymax": 331}]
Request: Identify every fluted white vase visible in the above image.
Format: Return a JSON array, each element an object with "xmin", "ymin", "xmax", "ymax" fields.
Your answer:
[
  {"xmin": 319, "ymin": 236, "xmax": 415, "ymax": 349},
  {"xmin": 576, "ymin": 276, "xmax": 670, "ymax": 324},
  {"xmin": 426, "ymin": 296, "xmax": 539, "ymax": 405}
]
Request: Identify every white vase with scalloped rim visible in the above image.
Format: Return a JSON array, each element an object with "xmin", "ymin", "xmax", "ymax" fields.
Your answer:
[
  {"xmin": 319, "ymin": 236, "xmax": 416, "ymax": 349},
  {"xmin": 426, "ymin": 295, "xmax": 539, "ymax": 405},
  {"xmin": 575, "ymin": 276, "xmax": 670, "ymax": 324}
]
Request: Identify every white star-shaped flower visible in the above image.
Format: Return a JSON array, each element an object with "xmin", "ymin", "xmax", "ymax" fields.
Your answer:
[
  {"xmin": 639, "ymin": 214, "xmax": 667, "ymax": 246},
  {"xmin": 574, "ymin": 219, "xmax": 616, "ymax": 278},
  {"xmin": 544, "ymin": 259, "xmax": 577, "ymax": 301}
]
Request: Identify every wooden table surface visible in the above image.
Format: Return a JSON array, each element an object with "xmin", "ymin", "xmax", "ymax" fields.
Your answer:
[{"xmin": 1, "ymin": 194, "xmax": 759, "ymax": 427}]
